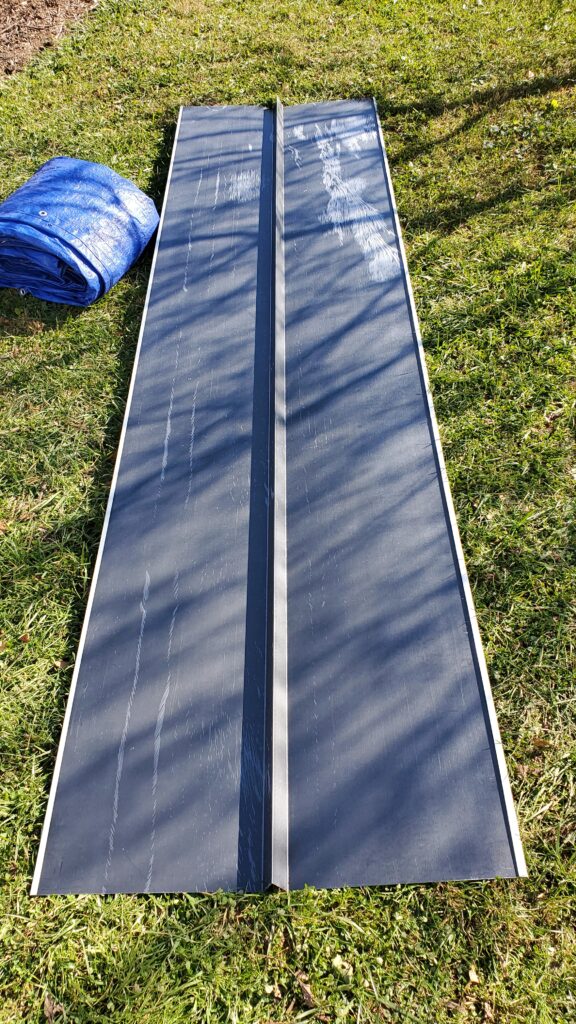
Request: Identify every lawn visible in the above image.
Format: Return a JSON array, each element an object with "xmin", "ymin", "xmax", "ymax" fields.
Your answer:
[{"xmin": 0, "ymin": 0, "xmax": 574, "ymax": 1021}]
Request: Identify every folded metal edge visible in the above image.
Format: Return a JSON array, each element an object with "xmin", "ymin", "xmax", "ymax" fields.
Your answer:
[
  {"xmin": 268, "ymin": 97, "xmax": 290, "ymax": 891},
  {"xmin": 371, "ymin": 97, "xmax": 527, "ymax": 878},
  {"xmin": 30, "ymin": 107, "xmax": 185, "ymax": 896}
]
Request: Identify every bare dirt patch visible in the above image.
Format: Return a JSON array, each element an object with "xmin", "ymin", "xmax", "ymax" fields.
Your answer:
[{"xmin": 1, "ymin": 0, "xmax": 96, "ymax": 75}]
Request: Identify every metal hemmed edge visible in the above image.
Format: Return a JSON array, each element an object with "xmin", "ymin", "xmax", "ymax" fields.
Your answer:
[{"xmin": 31, "ymin": 108, "xmax": 185, "ymax": 896}]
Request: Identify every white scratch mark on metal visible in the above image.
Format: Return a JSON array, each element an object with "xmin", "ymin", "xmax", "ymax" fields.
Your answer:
[
  {"xmin": 287, "ymin": 144, "xmax": 302, "ymax": 167},
  {"xmin": 146, "ymin": 571, "xmax": 180, "ymax": 893},
  {"xmin": 161, "ymin": 337, "xmax": 180, "ymax": 482},
  {"xmin": 227, "ymin": 169, "xmax": 259, "ymax": 203},
  {"xmin": 292, "ymin": 125, "xmax": 305, "ymax": 141},
  {"xmin": 183, "ymin": 170, "xmax": 204, "ymax": 292},
  {"xmin": 185, "ymin": 380, "xmax": 199, "ymax": 509},
  {"xmin": 342, "ymin": 118, "xmax": 376, "ymax": 157},
  {"xmin": 314, "ymin": 120, "xmax": 400, "ymax": 283},
  {"xmin": 103, "ymin": 570, "xmax": 150, "ymax": 893}
]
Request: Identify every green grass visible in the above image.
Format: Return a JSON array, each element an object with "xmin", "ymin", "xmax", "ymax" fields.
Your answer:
[{"xmin": 0, "ymin": 0, "xmax": 575, "ymax": 1020}]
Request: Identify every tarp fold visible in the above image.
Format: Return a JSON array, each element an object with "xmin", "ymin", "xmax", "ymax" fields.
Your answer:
[{"xmin": 0, "ymin": 157, "xmax": 159, "ymax": 306}]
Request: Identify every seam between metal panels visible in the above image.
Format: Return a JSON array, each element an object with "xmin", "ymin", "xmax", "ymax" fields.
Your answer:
[
  {"xmin": 269, "ymin": 98, "xmax": 289, "ymax": 891},
  {"xmin": 258, "ymin": 106, "xmax": 275, "ymax": 892},
  {"xmin": 371, "ymin": 97, "xmax": 527, "ymax": 878},
  {"xmin": 30, "ymin": 107, "xmax": 185, "ymax": 896}
]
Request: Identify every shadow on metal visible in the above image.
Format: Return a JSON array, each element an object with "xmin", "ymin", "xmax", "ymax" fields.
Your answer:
[{"xmin": 31, "ymin": 101, "xmax": 526, "ymax": 895}]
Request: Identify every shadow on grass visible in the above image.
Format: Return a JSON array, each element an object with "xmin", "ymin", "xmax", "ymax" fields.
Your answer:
[
  {"xmin": 369, "ymin": 64, "xmax": 576, "ymax": 240},
  {"xmin": 20, "ymin": 78, "xmax": 574, "ymax": 896},
  {"xmin": 376, "ymin": 65, "xmax": 576, "ymax": 122}
]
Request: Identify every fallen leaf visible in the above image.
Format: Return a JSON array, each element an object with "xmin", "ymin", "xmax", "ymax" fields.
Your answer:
[
  {"xmin": 0, "ymin": 521, "xmax": 8, "ymax": 533},
  {"xmin": 469, "ymin": 965, "xmax": 480, "ymax": 984},
  {"xmin": 44, "ymin": 994, "xmax": 64, "ymax": 1022},
  {"xmin": 532, "ymin": 737, "xmax": 551, "ymax": 750},
  {"xmin": 332, "ymin": 953, "xmax": 353, "ymax": 978},
  {"xmin": 483, "ymin": 1001, "xmax": 494, "ymax": 1021},
  {"xmin": 295, "ymin": 970, "xmax": 316, "ymax": 1008},
  {"xmin": 527, "ymin": 70, "xmax": 535, "ymax": 79},
  {"xmin": 53, "ymin": 659, "xmax": 70, "ymax": 671},
  {"xmin": 544, "ymin": 407, "xmax": 563, "ymax": 432},
  {"xmin": 264, "ymin": 982, "xmax": 281, "ymax": 1000},
  {"xmin": 20, "ymin": 634, "xmax": 30, "ymax": 644}
]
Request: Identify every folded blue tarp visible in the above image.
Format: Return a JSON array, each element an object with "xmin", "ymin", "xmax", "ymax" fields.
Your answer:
[{"xmin": 0, "ymin": 157, "xmax": 159, "ymax": 306}]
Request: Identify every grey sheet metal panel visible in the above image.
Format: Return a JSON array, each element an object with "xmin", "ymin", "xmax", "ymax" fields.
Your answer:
[
  {"xmin": 282, "ymin": 100, "xmax": 526, "ymax": 888},
  {"xmin": 32, "ymin": 100, "xmax": 525, "ymax": 895},
  {"xmin": 32, "ymin": 105, "xmax": 275, "ymax": 894}
]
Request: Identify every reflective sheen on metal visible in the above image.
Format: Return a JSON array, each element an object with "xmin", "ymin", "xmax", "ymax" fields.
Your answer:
[{"xmin": 32, "ymin": 102, "xmax": 525, "ymax": 895}]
